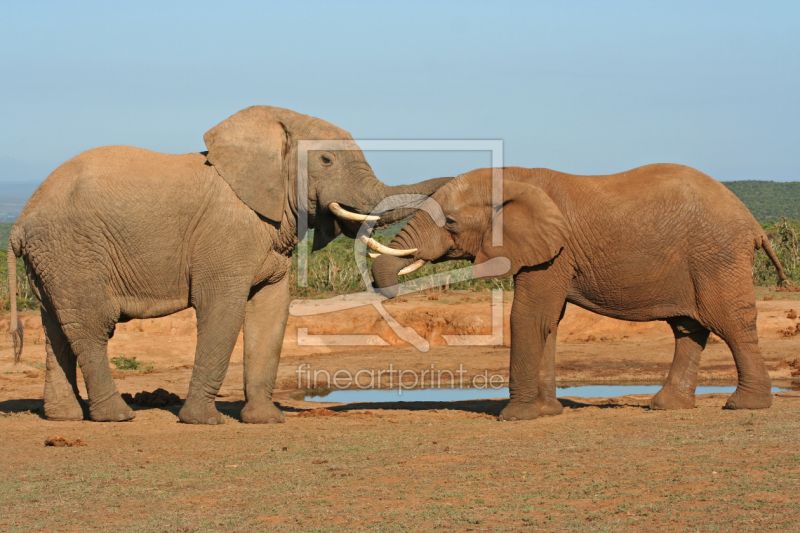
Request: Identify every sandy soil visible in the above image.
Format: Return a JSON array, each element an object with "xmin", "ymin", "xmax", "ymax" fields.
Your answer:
[{"xmin": 1, "ymin": 289, "xmax": 799, "ymax": 531}]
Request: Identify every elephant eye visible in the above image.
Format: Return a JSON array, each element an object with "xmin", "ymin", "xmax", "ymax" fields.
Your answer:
[
  {"xmin": 445, "ymin": 216, "xmax": 457, "ymax": 226},
  {"xmin": 320, "ymin": 154, "xmax": 333, "ymax": 165}
]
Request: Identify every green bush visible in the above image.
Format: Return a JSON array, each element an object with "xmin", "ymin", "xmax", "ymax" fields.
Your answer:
[{"xmin": 753, "ymin": 217, "xmax": 800, "ymax": 286}]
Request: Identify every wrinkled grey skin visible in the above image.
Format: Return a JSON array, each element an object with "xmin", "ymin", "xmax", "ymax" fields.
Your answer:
[
  {"xmin": 373, "ymin": 166, "xmax": 787, "ymax": 421},
  {"xmin": 7, "ymin": 106, "xmax": 450, "ymax": 424}
]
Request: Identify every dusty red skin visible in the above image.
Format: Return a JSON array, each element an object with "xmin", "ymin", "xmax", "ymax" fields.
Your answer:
[{"xmin": 372, "ymin": 165, "xmax": 787, "ymax": 420}]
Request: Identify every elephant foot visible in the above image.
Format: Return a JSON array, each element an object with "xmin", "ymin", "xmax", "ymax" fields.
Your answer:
[
  {"xmin": 650, "ymin": 387, "xmax": 695, "ymax": 410},
  {"xmin": 534, "ymin": 397, "xmax": 564, "ymax": 417},
  {"xmin": 241, "ymin": 400, "xmax": 285, "ymax": 424},
  {"xmin": 724, "ymin": 387, "xmax": 772, "ymax": 410},
  {"xmin": 179, "ymin": 398, "xmax": 225, "ymax": 425},
  {"xmin": 89, "ymin": 394, "xmax": 136, "ymax": 422},
  {"xmin": 44, "ymin": 400, "xmax": 85, "ymax": 421},
  {"xmin": 43, "ymin": 382, "xmax": 85, "ymax": 421},
  {"xmin": 498, "ymin": 401, "xmax": 539, "ymax": 421}
]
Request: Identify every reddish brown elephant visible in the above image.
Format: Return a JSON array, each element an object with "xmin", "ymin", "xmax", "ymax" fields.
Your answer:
[{"xmin": 371, "ymin": 165, "xmax": 787, "ymax": 421}]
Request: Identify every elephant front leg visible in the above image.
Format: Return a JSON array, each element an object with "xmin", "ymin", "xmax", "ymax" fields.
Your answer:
[
  {"xmin": 535, "ymin": 324, "xmax": 564, "ymax": 417},
  {"xmin": 240, "ymin": 275, "xmax": 290, "ymax": 424},
  {"xmin": 499, "ymin": 319, "xmax": 542, "ymax": 421},
  {"xmin": 499, "ymin": 269, "xmax": 569, "ymax": 422},
  {"xmin": 500, "ymin": 316, "xmax": 548, "ymax": 421},
  {"xmin": 179, "ymin": 287, "xmax": 249, "ymax": 425}
]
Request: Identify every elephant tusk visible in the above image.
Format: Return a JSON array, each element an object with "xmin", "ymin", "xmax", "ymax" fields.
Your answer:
[
  {"xmin": 358, "ymin": 235, "xmax": 417, "ymax": 256},
  {"xmin": 398, "ymin": 259, "xmax": 427, "ymax": 276},
  {"xmin": 328, "ymin": 202, "xmax": 380, "ymax": 222},
  {"xmin": 368, "ymin": 252, "xmax": 380, "ymax": 259}
]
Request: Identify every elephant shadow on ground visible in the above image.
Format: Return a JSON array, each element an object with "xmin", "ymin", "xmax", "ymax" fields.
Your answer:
[
  {"xmin": 0, "ymin": 396, "xmax": 181, "ymax": 420},
  {"xmin": 0, "ymin": 398, "xmax": 46, "ymax": 418},
  {"xmin": 265, "ymin": 397, "xmax": 650, "ymax": 419},
  {"xmin": 0, "ymin": 397, "xmax": 650, "ymax": 422}
]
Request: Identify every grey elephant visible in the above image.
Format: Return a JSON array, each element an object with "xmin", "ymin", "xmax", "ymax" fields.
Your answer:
[
  {"xmin": 371, "ymin": 165, "xmax": 787, "ymax": 421},
  {"xmin": 6, "ymin": 105, "xmax": 448, "ymax": 424}
]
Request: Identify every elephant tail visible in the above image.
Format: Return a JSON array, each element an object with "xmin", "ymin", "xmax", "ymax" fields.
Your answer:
[
  {"xmin": 7, "ymin": 238, "xmax": 23, "ymax": 363},
  {"xmin": 757, "ymin": 233, "xmax": 790, "ymax": 288}
]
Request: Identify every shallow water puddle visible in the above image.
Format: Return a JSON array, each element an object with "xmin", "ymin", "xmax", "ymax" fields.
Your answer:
[{"xmin": 304, "ymin": 384, "xmax": 794, "ymax": 403}]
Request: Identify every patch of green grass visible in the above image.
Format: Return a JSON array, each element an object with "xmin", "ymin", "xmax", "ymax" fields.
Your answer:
[{"xmin": 110, "ymin": 356, "xmax": 152, "ymax": 371}]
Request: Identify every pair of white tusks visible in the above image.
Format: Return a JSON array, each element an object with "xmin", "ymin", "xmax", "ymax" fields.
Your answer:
[
  {"xmin": 328, "ymin": 202, "xmax": 424, "ymax": 274},
  {"xmin": 330, "ymin": 202, "xmax": 414, "ymax": 255}
]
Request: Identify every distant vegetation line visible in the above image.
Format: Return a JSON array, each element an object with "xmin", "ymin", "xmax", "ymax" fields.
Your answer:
[
  {"xmin": 2, "ymin": 179, "xmax": 797, "ymax": 226},
  {"xmin": 723, "ymin": 181, "xmax": 800, "ymax": 222}
]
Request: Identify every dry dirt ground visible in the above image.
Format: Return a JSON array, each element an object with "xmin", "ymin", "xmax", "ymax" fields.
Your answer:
[{"xmin": 1, "ymin": 289, "xmax": 799, "ymax": 532}]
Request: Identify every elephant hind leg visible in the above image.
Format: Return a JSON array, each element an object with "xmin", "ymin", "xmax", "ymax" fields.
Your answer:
[
  {"xmin": 650, "ymin": 317, "xmax": 709, "ymax": 410},
  {"xmin": 721, "ymin": 326, "xmax": 772, "ymax": 410},
  {"xmin": 69, "ymin": 334, "xmax": 135, "ymax": 422},
  {"xmin": 41, "ymin": 309, "xmax": 85, "ymax": 421},
  {"xmin": 56, "ymin": 307, "xmax": 134, "ymax": 422},
  {"xmin": 696, "ymin": 280, "xmax": 771, "ymax": 409}
]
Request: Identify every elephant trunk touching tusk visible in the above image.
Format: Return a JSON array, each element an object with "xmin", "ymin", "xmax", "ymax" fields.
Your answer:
[
  {"xmin": 328, "ymin": 202, "xmax": 380, "ymax": 222},
  {"xmin": 358, "ymin": 235, "xmax": 417, "ymax": 256},
  {"xmin": 398, "ymin": 259, "xmax": 426, "ymax": 275}
]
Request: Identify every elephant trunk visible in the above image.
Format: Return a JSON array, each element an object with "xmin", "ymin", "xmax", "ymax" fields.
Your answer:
[
  {"xmin": 364, "ymin": 177, "xmax": 453, "ymax": 229},
  {"xmin": 371, "ymin": 255, "xmax": 412, "ymax": 298},
  {"xmin": 371, "ymin": 212, "xmax": 446, "ymax": 297}
]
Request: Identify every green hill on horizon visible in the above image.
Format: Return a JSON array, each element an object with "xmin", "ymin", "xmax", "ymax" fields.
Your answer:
[{"xmin": 723, "ymin": 180, "xmax": 800, "ymax": 222}]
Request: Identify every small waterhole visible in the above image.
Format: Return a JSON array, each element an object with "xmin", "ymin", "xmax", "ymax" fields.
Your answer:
[{"xmin": 304, "ymin": 384, "xmax": 795, "ymax": 403}]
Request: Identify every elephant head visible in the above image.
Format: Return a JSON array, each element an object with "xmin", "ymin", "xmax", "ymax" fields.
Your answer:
[
  {"xmin": 204, "ymin": 106, "xmax": 451, "ymax": 250},
  {"xmin": 370, "ymin": 168, "xmax": 572, "ymax": 295}
]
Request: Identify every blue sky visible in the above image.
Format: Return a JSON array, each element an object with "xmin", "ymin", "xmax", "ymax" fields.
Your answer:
[{"xmin": 1, "ymin": 1, "xmax": 798, "ymax": 185}]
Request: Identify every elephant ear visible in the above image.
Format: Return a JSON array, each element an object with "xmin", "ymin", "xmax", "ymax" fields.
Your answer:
[
  {"xmin": 204, "ymin": 106, "xmax": 289, "ymax": 222},
  {"xmin": 475, "ymin": 180, "xmax": 570, "ymax": 277}
]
